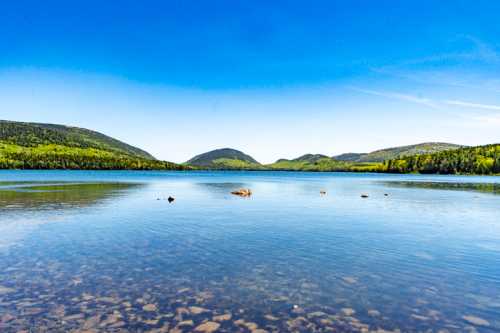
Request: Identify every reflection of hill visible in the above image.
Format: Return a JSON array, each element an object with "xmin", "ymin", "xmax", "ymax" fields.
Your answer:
[
  {"xmin": 382, "ymin": 181, "xmax": 500, "ymax": 195},
  {"xmin": 0, "ymin": 182, "xmax": 144, "ymax": 211},
  {"xmin": 192, "ymin": 182, "xmax": 254, "ymax": 200},
  {"xmin": 195, "ymin": 182, "xmax": 248, "ymax": 192}
]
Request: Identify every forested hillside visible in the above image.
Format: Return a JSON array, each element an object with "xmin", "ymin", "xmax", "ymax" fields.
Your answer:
[
  {"xmin": 268, "ymin": 156, "xmax": 383, "ymax": 172},
  {"xmin": 2, "ymin": 120, "xmax": 497, "ymax": 174},
  {"xmin": 186, "ymin": 148, "xmax": 263, "ymax": 169},
  {"xmin": 384, "ymin": 144, "xmax": 500, "ymax": 174},
  {"xmin": 0, "ymin": 120, "xmax": 154, "ymax": 159},
  {"xmin": 0, "ymin": 121, "xmax": 184, "ymax": 170},
  {"xmin": 334, "ymin": 142, "xmax": 462, "ymax": 163}
]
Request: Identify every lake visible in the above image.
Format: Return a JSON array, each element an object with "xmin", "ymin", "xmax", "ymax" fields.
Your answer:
[{"xmin": 0, "ymin": 170, "xmax": 499, "ymax": 332}]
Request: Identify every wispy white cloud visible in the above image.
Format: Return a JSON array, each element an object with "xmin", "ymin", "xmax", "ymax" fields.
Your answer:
[
  {"xmin": 370, "ymin": 36, "xmax": 500, "ymax": 92},
  {"xmin": 350, "ymin": 87, "xmax": 439, "ymax": 109},
  {"xmin": 376, "ymin": 36, "xmax": 499, "ymax": 71},
  {"xmin": 465, "ymin": 35, "xmax": 500, "ymax": 64},
  {"xmin": 444, "ymin": 100, "xmax": 500, "ymax": 111},
  {"xmin": 351, "ymin": 86, "xmax": 500, "ymax": 115}
]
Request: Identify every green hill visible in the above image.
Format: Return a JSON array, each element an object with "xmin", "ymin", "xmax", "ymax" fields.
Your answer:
[
  {"xmin": 0, "ymin": 120, "xmax": 154, "ymax": 159},
  {"xmin": 385, "ymin": 144, "xmax": 500, "ymax": 174},
  {"xmin": 332, "ymin": 153, "xmax": 367, "ymax": 162},
  {"xmin": 268, "ymin": 155, "xmax": 382, "ymax": 172},
  {"xmin": 186, "ymin": 148, "xmax": 263, "ymax": 170},
  {"xmin": 292, "ymin": 154, "xmax": 329, "ymax": 163},
  {"xmin": 268, "ymin": 143, "xmax": 463, "ymax": 172},
  {"xmin": 333, "ymin": 142, "xmax": 462, "ymax": 163},
  {"xmin": 0, "ymin": 120, "xmax": 183, "ymax": 170}
]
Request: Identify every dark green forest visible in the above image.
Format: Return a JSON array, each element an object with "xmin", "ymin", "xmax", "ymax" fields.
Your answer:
[
  {"xmin": 384, "ymin": 144, "xmax": 500, "ymax": 175},
  {"xmin": 0, "ymin": 120, "xmax": 154, "ymax": 158},
  {"xmin": 0, "ymin": 143, "xmax": 185, "ymax": 170},
  {"xmin": 0, "ymin": 121, "xmax": 185, "ymax": 170},
  {"xmin": 1, "ymin": 120, "xmax": 499, "ymax": 174}
]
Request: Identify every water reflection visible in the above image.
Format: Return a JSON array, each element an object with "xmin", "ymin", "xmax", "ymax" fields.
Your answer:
[
  {"xmin": 0, "ymin": 182, "xmax": 144, "ymax": 211},
  {"xmin": 382, "ymin": 181, "xmax": 500, "ymax": 195},
  {"xmin": 0, "ymin": 182, "xmax": 144, "ymax": 252},
  {"xmin": 0, "ymin": 173, "xmax": 499, "ymax": 332}
]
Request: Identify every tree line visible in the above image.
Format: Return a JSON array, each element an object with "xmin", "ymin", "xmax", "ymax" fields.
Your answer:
[
  {"xmin": 384, "ymin": 144, "xmax": 500, "ymax": 175},
  {"xmin": 0, "ymin": 144, "xmax": 186, "ymax": 170}
]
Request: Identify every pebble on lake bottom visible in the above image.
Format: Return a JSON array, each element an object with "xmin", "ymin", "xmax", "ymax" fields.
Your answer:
[
  {"xmin": 194, "ymin": 321, "xmax": 220, "ymax": 332},
  {"xmin": 462, "ymin": 315, "xmax": 490, "ymax": 327}
]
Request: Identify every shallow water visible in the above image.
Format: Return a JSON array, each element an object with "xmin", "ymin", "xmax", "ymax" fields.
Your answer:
[{"xmin": 0, "ymin": 170, "xmax": 499, "ymax": 332}]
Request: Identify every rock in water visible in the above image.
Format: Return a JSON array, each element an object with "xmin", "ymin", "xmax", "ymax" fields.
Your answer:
[
  {"xmin": 342, "ymin": 276, "xmax": 357, "ymax": 284},
  {"xmin": 462, "ymin": 315, "xmax": 490, "ymax": 326},
  {"xmin": 189, "ymin": 306, "xmax": 209, "ymax": 315},
  {"xmin": 194, "ymin": 321, "xmax": 220, "ymax": 333},
  {"xmin": 231, "ymin": 188, "xmax": 252, "ymax": 197},
  {"xmin": 361, "ymin": 194, "xmax": 369, "ymax": 198},
  {"xmin": 142, "ymin": 304, "xmax": 157, "ymax": 312},
  {"xmin": 341, "ymin": 308, "xmax": 356, "ymax": 316},
  {"xmin": 0, "ymin": 286, "xmax": 15, "ymax": 294},
  {"xmin": 213, "ymin": 313, "xmax": 232, "ymax": 322},
  {"xmin": 168, "ymin": 196, "xmax": 175, "ymax": 203}
]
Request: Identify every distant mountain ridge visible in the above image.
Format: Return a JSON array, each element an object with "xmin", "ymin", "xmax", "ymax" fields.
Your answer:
[
  {"xmin": 186, "ymin": 142, "xmax": 463, "ymax": 171},
  {"xmin": 2, "ymin": 120, "xmax": 485, "ymax": 173},
  {"xmin": 292, "ymin": 154, "xmax": 329, "ymax": 163},
  {"xmin": 332, "ymin": 153, "xmax": 367, "ymax": 162},
  {"xmin": 268, "ymin": 142, "xmax": 464, "ymax": 172},
  {"xmin": 333, "ymin": 142, "xmax": 463, "ymax": 163}
]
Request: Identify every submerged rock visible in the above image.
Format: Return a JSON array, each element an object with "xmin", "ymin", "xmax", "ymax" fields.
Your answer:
[
  {"xmin": 462, "ymin": 315, "xmax": 490, "ymax": 326},
  {"xmin": 1, "ymin": 313, "xmax": 15, "ymax": 323},
  {"xmin": 142, "ymin": 303, "xmax": 157, "ymax": 312},
  {"xmin": 342, "ymin": 276, "xmax": 358, "ymax": 284},
  {"xmin": 81, "ymin": 293, "xmax": 94, "ymax": 301},
  {"xmin": 0, "ymin": 286, "xmax": 15, "ymax": 294},
  {"xmin": 63, "ymin": 313, "xmax": 85, "ymax": 321},
  {"xmin": 264, "ymin": 314, "xmax": 279, "ymax": 321},
  {"xmin": 243, "ymin": 322, "xmax": 258, "ymax": 330},
  {"xmin": 213, "ymin": 313, "xmax": 232, "ymax": 322},
  {"xmin": 99, "ymin": 313, "xmax": 121, "ymax": 327},
  {"xmin": 291, "ymin": 305, "xmax": 305, "ymax": 314},
  {"xmin": 411, "ymin": 314, "xmax": 429, "ymax": 321},
  {"xmin": 341, "ymin": 308, "xmax": 356, "ymax": 316},
  {"xmin": 82, "ymin": 315, "xmax": 101, "ymax": 329},
  {"xmin": 307, "ymin": 311, "xmax": 327, "ymax": 318},
  {"xmin": 143, "ymin": 318, "xmax": 160, "ymax": 325},
  {"xmin": 178, "ymin": 320, "xmax": 194, "ymax": 327},
  {"xmin": 177, "ymin": 288, "xmax": 191, "ymax": 294},
  {"xmin": 189, "ymin": 306, "xmax": 209, "ymax": 315},
  {"xmin": 194, "ymin": 321, "xmax": 220, "ymax": 333}
]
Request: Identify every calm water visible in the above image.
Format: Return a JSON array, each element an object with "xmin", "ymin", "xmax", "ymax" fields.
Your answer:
[{"xmin": 0, "ymin": 171, "xmax": 499, "ymax": 333}]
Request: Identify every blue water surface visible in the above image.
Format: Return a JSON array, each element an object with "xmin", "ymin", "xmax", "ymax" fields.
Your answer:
[{"xmin": 0, "ymin": 170, "xmax": 499, "ymax": 332}]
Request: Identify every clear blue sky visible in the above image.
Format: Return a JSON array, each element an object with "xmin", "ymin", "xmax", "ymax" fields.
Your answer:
[{"xmin": 1, "ymin": 1, "xmax": 500, "ymax": 163}]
